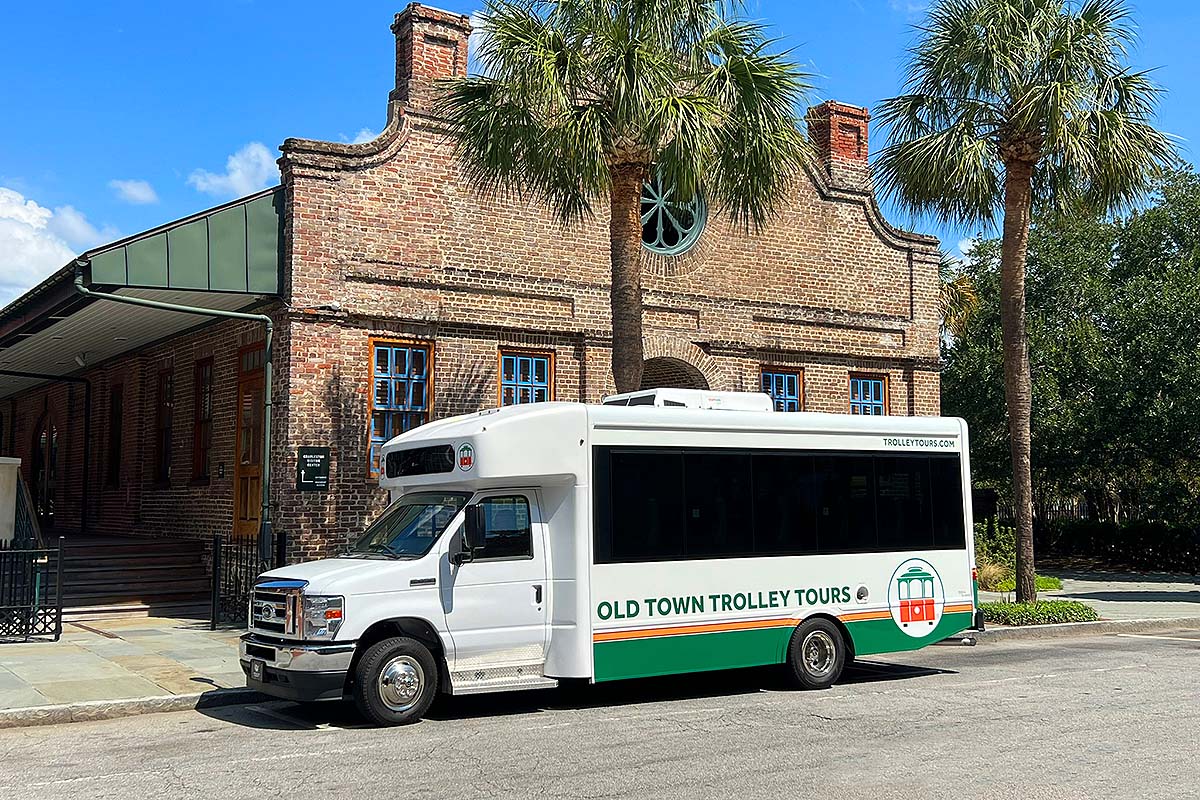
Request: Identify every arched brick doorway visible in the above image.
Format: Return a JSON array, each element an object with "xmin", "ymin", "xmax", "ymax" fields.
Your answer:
[{"xmin": 640, "ymin": 357, "xmax": 710, "ymax": 390}]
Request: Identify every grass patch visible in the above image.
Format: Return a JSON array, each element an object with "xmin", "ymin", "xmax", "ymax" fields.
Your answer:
[
  {"xmin": 980, "ymin": 600, "xmax": 1099, "ymax": 626},
  {"xmin": 989, "ymin": 575, "xmax": 1064, "ymax": 593}
]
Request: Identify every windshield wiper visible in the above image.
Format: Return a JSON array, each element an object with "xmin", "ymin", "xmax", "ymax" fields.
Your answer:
[{"xmin": 361, "ymin": 542, "xmax": 421, "ymax": 560}]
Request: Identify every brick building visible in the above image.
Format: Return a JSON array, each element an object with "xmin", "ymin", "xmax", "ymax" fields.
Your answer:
[{"xmin": 0, "ymin": 4, "xmax": 940, "ymax": 572}]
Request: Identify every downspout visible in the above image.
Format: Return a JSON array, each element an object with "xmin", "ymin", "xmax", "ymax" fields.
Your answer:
[
  {"xmin": 0, "ymin": 370, "xmax": 90, "ymax": 534},
  {"xmin": 72, "ymin": 262, "xmax": 281, "ymax": 567}
]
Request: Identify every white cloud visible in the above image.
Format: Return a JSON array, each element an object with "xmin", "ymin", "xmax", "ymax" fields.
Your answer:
[
  {"xmin": 109, "ymin": 178, "xmax": 159, "ymax": 205},
  {"xmin": 187, "ymin": 142, "xmax": 279, "ymax": 199},
  {"xmin": 889, "ymin": 0, "xmax": 929, "ymax": 16},
  {"xmin": 338, "ymin": 128, "xmax": 377, "ymax": 144},
  {"xmin": 957, "ymin": 237, "xmax": 977, "ymax": 258},
  {"xmin": 0, "ymin": 187, "xmax": 119, "ymax": 304}
]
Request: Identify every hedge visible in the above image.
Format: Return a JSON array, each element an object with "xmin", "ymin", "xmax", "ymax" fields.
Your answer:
[
  {"xmin": 980, "ymin": 600, "xmax": 1100, "ymax": 626},
  {"xmin": 1039, "ymin": 519, "xmax": 1200, "ymax": 574}
]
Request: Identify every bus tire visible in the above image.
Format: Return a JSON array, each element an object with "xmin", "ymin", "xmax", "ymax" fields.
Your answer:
[
  {"xmin": 353, "ymin": 636, "xmax": 439, "ymax": 726},
  {"xmin": 785, "ymin": 618, "xmax": 846, "ymax": 690}
]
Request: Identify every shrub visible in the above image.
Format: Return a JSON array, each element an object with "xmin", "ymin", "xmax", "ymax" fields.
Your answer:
[
  {"xmin": 1040, "ymin": 519, "xmax": 1200, "ymax": 574},
  {"xmin": 976, "ymin": 560, "xmax": 1012, "ymax": 591},
  {"xmin": 980, "ymin": 600, "xmax": 1099, "ymax": 626},
  {"xmin": 974, "ymin": 521, "xmax": 1017, "ymax": 567},
  {"xmin": 990, "ymin": 574, "xmax": 1063, "ymax": 593}
]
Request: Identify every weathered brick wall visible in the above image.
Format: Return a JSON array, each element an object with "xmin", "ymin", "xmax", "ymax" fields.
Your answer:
[
  {"xmin": 4, "ymin": 315, "xmax": 269, "ymax": 540},
  {"xmin": 272, "ymin": 4, "xmax": 942, "ymax": 560}
]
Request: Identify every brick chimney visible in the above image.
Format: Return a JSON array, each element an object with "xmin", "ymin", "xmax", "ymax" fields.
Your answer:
[
  {"xmin": 807, "ymin": 101, "xmax": 871, "ymax": 191},
  {"xmin": 390, "ymin": 3, "xmax": 472, "ymax": 113}
]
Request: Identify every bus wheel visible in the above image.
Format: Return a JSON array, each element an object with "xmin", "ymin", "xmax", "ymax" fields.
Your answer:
[
  {"xmin": 353, "ymin": 636, "xmax": 439, "ymax": 726},
  {"xmin": 785, "ymin": 618, "xmax": 846, "ymax": 690}
]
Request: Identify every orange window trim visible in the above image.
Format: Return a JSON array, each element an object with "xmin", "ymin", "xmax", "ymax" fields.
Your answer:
[
  {"xmin": 848, "ymin": 371, "xmax": 890, "ymax": 415},
  {"xmin": 367, "ymin": 336, "xmax": 436, "ymax": 478},
  {"xmin": 759, "ymin": 365, "xmax": 805, "ymax": 411},
  {"xmin": 496, "ymin": 348, "xmax": 556, "ymax": 408}
]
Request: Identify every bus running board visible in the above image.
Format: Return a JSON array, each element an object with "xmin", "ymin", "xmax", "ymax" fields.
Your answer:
[{"xmin": 449, "ymin": 664, "xmax": 559, "ymax": 696}]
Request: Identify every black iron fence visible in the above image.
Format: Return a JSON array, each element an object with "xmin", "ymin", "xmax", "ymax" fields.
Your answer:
[
  {"xmin": 0, "ymin": 538, "xmax": 63, "ymax": 642},
  {"xmin": 210, "ymin": 535, "xmax": 269, "ymax": 629}
]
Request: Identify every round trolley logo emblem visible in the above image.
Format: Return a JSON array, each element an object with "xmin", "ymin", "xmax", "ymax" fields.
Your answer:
[
  {"xmin": 457, "ymin": 443, "xmax": 475, "ymax": 471},
  {"xmin": 887, "ymin": 558, "xmax": 945, "ymax": 637}
]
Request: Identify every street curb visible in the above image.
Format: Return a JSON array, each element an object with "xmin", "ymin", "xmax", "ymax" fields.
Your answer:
[
  {"xmin": 972, "ymin": 616, "xmax": 1200, "ymax": 644},
  {"xmin": 0, "ymin": 687, "xmax": 270, "ymax": 730}
]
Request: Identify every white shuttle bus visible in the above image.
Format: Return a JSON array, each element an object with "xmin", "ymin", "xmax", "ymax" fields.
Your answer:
[{"xmin": 241, "ymin": 390, "xmax": 978, "ymax": 726}]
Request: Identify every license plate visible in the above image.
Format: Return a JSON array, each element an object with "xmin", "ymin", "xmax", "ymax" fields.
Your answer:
[{"xmin": 250, "ymin": 659, "xmax": 265, "ymax": 681}]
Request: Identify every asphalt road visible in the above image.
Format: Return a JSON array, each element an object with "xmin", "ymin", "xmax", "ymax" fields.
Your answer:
[{"xmin": 1, "ymin": 630, "xmax": 1197, "ymax": 800}]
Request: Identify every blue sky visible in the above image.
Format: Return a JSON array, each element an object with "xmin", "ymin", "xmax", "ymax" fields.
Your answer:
[{"xmin": 2, "ymin": 0, "xmax": 1196, "ymax": 304}]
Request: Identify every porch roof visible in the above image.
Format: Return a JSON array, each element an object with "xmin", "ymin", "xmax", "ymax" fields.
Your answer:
[{"xmin": 0, "ymin": 187, "xmax": 284, "ymax": 399}]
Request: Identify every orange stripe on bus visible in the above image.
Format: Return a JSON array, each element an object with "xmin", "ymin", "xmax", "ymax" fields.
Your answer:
[
  {"xmin": 838, "ymin": 610, "xmax": 891, "ymax": 622},
  {"xmin": 944, "ymin": 603, "xmax": 974, "ymax": 614},
  {"xmin": 593, "ymin": 617, "xmax": 796, "ymax": 643}
]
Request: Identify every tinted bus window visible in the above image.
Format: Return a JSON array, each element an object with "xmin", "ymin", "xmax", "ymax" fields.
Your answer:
[
  {"xmin": 752, "ymin": 454, "xmax": 819, "ymax": 554},
  {"xmin": 875, "ymin": 456, "xmax": 934, "ymax": 551},
  {"xmin": 684, "ymin": 452, "xmax": 753, "ymax": 557},
  {"xmin": 930, "ymin": 455, "xmax": 966, "ymax": 548},
  {"xmin": 608, "ymin": 450, "xmax": 685, "ymax": 561},
  {"xmin": 816, "ymin": 456, "xmax": 877, "ymax": 552},
  {"xmin": 594, "ymin": 447, "xmax": 967, "ymax": 564}
]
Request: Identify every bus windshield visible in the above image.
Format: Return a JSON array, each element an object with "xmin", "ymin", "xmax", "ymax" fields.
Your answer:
[{"xmin": 347, "ymin": 492, "xmax": 471, "ymax": 559}]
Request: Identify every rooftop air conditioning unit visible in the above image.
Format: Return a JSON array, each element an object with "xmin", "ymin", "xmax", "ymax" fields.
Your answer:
[{"xmin": 601, "ymin": 389, "xmax": 774, "ymax": 412}]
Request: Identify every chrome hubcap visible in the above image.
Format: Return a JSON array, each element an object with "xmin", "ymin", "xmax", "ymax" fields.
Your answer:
[
  {"xmin": 378, "ymin": 655, "xmax": 424, "ymax": 712},
  {"xmin": 802, "ymin": 630, "xmax": 836, "ymax": 678}
]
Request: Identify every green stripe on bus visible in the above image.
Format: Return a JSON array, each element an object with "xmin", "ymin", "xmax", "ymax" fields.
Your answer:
[
  {"xmin": 592, "ymin": 612, "xmax": 974, "ymax": 682},
  {"xmin": 846, "ymin": 611, "xmax": 973, "ymax": 656},
  {"xmin": 593, "ymin": 626, "xmax": 792, "ymax": 682}
]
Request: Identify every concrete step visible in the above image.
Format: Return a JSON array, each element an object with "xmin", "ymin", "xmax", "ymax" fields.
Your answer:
[{"xmin": 63, "ymin": 602, "xmax": 213, "ymax": 622}]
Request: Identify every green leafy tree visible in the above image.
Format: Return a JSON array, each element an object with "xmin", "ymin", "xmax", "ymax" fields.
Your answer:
[
  {"xmin": 943, "ymin": 169, "xmax": 1200, "ymax": 529},
  {"xmin": 438, "ymin": 0, "xmax": 811, "ymax": 391},
  {"xmin": 876, "ymin": 0, "xmax": 1175, "ymax": 600}
]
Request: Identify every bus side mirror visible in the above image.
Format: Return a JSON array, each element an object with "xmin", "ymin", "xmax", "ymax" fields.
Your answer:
[{"xmin": 453, "ymin": 505, "xmax": 485, "ymax": 565}]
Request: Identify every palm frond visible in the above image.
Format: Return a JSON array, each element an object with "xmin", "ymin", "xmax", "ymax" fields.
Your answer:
[
  {"xmin": 876, "ymin": 0, "xmax": 1177, "ymax": 225},
  {"xmin": 438, "ymin": 0, "xmax": 811, "ymax": 230}
]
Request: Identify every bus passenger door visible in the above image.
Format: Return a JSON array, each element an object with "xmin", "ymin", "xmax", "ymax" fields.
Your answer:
[{"xmin": 441, "ymin": 492, "xmax": 549, "ymax": 680}]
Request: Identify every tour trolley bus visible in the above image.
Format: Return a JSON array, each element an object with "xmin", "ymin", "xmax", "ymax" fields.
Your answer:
[{"xmin": 241, "ymin": 391, "xmax": 978, "ymax": 725}]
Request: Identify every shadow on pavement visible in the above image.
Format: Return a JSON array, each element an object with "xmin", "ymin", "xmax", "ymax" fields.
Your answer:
[
  {"xmin": 1056, "ymin": 590, "xmax": 1200, "ymax": 604},
  {"xmin": 197, "ymin": 659, "xmax": 955, "ymax": 731}
]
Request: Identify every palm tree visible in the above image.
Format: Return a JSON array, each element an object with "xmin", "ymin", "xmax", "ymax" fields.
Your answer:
[
  {"xmin": 876, "ymin": 0, "xmax": 1175, "ymax": 601},
  {"xmin": 438, "ymin": 0, "xmax": 811, "ymax": 391},
  {"xmin": 939, "ymin": 252, "xmax": 980, "ymax": 339}
]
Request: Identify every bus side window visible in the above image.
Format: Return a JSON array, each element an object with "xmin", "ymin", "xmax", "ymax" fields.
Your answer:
[
  {"xmin": 816, "ymin": 455, "xmax": 878, "ymax": 552},
  {"xmin": 609, "ymin": 450, "xmax": 685, "ymax": 561},
  {"xmin": 751, "ymin": 454, "xmax": 819, "ymax": 555},
  {"xmin": 684, "ymin": 452, "xmax": 753, "ymax": 557},
  {"xmin": 875, "ymin": 456, "xmax": 934, "ymax": 551},
  {"xmin": 930, "ymin": 456, "xmax": 966, "ymax": 549}
]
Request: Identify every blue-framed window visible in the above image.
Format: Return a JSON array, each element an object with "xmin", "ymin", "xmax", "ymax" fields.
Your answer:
[
  {"xmin": 500, "ymin": 352, "xmax": 551, "ymax": 406},
  {"xmin": 761, "ymin": 368, "xmax": 802, "ymax": 412},
  {"xmin": 849, "ymin": 375, "xmax": 887, "ymax": 415},
  {"xmin": 370, "ymin": 342, "xmax": 431, "ymax": 475}
]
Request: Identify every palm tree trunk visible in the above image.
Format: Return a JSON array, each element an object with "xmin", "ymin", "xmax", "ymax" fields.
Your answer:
[
  {"xmin": 999, "ymin": 160, "xmax": 1037, "ymax": 603},
  {"xmin": 609, "ymin": 164, "xmax": 647, "ymax": 393}
]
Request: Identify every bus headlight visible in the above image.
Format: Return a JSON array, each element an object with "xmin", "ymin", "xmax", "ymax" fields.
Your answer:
[{"xmin": 302, "ymin": 595, "xmax": 344, "ymax": 640}]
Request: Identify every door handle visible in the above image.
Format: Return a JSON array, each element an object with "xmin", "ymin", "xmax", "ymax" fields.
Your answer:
[{"xmin": 533, "ymin": 584, "xmax": 543, "ymax": 604}]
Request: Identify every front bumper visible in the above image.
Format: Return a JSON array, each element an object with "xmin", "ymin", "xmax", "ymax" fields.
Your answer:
[{"xmin": 239, "ymin": 633, "xmax": 356, "ymax": 702}]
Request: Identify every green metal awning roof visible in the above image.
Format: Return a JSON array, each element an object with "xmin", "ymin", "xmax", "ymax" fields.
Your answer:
[
  {"xmin": 85, "ymin": 187, "xmax": 282, "ymax": 293},
  {"xmin": 0, "ymin": 187, "xmax": 284, "ymax": 399}
]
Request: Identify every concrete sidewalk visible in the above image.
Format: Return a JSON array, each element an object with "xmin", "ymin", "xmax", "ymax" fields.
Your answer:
[
  {"xmin": 0, "ymin": 617, "xmax": 244, "ymax": 711},
  {"xmin": 980, "ymin": 570, "xmax": 1200, "ymax": 619}
]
